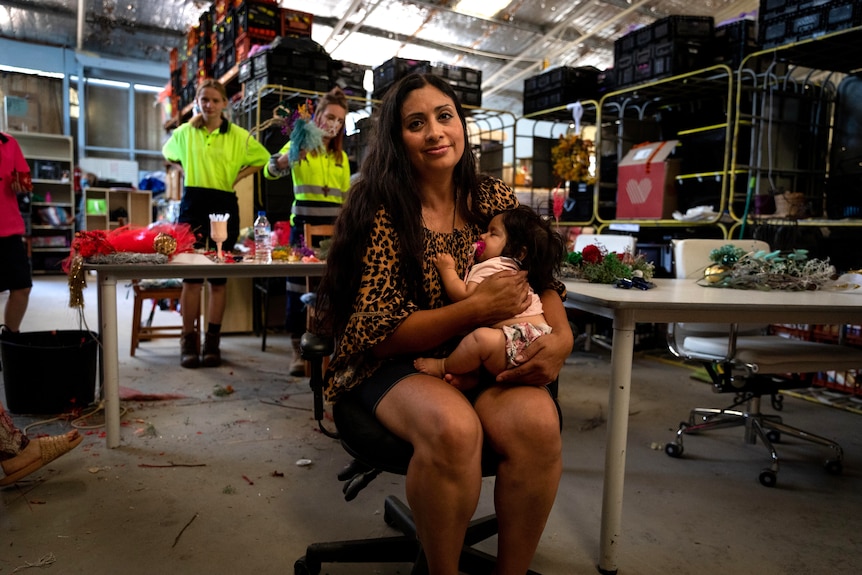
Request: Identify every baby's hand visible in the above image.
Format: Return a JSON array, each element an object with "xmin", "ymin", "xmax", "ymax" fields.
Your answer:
[{"xmin": 433, "ymin": 253, "xmax": 456, "ymax": 272}]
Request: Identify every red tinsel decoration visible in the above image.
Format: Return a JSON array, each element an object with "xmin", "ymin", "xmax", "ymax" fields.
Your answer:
[{"xmin": 62, "ymin": 223, "xmax": 196, "ymax": 272}]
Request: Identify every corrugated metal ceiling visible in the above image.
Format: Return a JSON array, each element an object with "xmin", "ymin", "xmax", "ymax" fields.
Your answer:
[{"xmin": 0, "ymin": 0, "xmax": 760, "ymax": 111}]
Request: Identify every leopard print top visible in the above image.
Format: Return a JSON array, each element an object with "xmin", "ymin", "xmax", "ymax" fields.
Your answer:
[{"xmin": 325, "ymin": 177, "xmax": 520, "ymax": 402}]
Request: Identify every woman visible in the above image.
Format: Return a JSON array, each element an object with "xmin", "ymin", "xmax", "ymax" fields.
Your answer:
[
  {"xmin": 163, "ymin": 79, "xmax": 270, "ymax": 368},
  {"xmin": 265, "ymin": 86, "xmax": 351, "ymax": 376},
  {"xmin": 316, "ymin": 73, "xmax": 572, "ymax": 575},
  {"xmin": 1, "ymin": 403, "xmax": 82, "ymax": 486}
]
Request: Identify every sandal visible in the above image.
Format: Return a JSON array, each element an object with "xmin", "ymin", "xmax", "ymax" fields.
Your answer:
[{"xmin": 0, "ymin": 432, "xmax": 83, "ymax": 486}]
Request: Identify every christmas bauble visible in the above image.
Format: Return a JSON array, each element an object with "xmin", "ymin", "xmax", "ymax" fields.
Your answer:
[
  {"xmin": 704, "ymin": 264, "xmax": 727, "ymax": 283},
  {"xmin": 154, "ymin": 232, "xmax": 177, "ymax": 255}
]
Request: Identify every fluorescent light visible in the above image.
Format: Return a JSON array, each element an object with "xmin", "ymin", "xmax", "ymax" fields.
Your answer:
[
  {"xmin": 454, "ymin": 0, "xmax": 511, "ymax": 19},
  {"xmin": 134, "ymin": 84, "xmax": 164, "ymax": 93},
  {"xmin": 0, "ymin": 65, "xmax": 64, "ymax": 79}
]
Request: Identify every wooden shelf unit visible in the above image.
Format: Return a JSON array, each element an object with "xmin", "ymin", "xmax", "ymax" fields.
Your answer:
[
  {"xmin": 83, "ymin": 187, "xmax": 153, "ymax": 231},
  {"xmin": 9, "ymin": 131, "xmax": 75, "ymax": 274}
]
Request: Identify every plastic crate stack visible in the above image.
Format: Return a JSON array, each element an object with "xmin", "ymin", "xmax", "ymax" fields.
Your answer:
[
  {"xmin": 372, "ymin": 57, "xmax": 430, "ymax": 101},
  {"xmin": 238, "ymin": 35, "xmax": 334, "ymax": 100},
  {"xmin": 522, "ymin": 66, "xmax": 600, "ymax": 116},
  {"xmin": 613, "ymin": 15, "xmax": 714, "ymax": 89},
  {"xmin": 333, "ymin": 61, "xmax": 371, "ymax": 100},
  {"xmin": 758, "ymin": 0, "xmax": 862, "ymax": 50},
  {"xmin": 414, "ymin": 62, "xmax": 483, "ymax": 107}
]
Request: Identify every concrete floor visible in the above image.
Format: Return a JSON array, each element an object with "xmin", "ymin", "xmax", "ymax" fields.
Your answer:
[{"xmin": 2, "ymin": 275, "xmax": 862, "ymax": 574}]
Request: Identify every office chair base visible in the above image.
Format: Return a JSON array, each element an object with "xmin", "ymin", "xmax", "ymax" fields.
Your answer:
[
  {"xmin": 295, "ymin": 495, "xmax": 541, "ymax": 575},
  {"xmin": 665, "ymin": 396, "xmax": 844, "ymax": 487}
]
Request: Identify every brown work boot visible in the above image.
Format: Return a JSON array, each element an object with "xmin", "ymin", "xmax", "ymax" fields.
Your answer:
[
  {"xmin": 180, "ymin": 331, "xmax": 200, "ymax": 369},
  {"xmin": 289, "ymin": 337, "xmax": 306, "ymax": 377},
  {"xmin": 202, "ymin": 332, "xmax": 221, "ymax": 367}
]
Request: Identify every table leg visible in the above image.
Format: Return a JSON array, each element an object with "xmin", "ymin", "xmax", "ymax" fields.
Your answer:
[
  {"xmin": 98, "ymin": 273, "xmax": 121, "ymax": 448},
  {"xmin": 598, "ymin": 309, "xmax": 635, "ymax": 574}
]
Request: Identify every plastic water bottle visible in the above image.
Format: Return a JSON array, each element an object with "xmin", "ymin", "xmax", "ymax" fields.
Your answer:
[{"xmin": 253, "ymin": 211, "xmax": 272, "ymax": 264}]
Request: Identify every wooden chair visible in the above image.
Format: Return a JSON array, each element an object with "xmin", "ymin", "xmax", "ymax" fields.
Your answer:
[{"xmin": 130, "ymin": 279, "xmax": 186, "ymax": 356}]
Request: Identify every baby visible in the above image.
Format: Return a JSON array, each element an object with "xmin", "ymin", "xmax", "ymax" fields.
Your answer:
[{"xmin": 414, "ymin": 205, "xmax": 565, "ymax": 388}]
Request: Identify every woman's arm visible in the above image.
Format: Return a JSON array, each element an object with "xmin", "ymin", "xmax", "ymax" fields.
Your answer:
[
  {"xmin": 373, "ymin": 268, "xmax": 531, "ymax": 358},
  {"xmin": 234, "ymin": 165, "xmax": 263, "ymax": 187},
  {"xmin": 495, "ymin": 288, "xmax": 573, "ymax": 385}
]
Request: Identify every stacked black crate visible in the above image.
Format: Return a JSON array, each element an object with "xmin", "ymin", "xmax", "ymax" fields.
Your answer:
[
  {"xmin": 372, "ymin": 57, "xmax": 429, "ymax": 100},
  {"xmin": 648, "ymin": 16, "xmax": 714, "ymax": 82},
  {"xmin": 759, "ymin": 0, "xmax": 862, "ymax": 49},
  {"xmin": 713, "ymin": 18, "xmax": 759, "ymax": 68},
  {"xmin": 522, "ymin": 66, "xmax": 600, "ymax": 116},
  {"xmin": 333, "ymin": 61, "xmax": 371, "ymax": 101},
  {"xmin": 614, "ymin": 16, "xmax": 714, "ymax": 88},
  {"xmin": 213, "ymin": 9, "xmax": 238, "ymax": 79},
  {"xmin": 241, "ymin": 35, "xmax": 334, "ymax": 103},
  {"xmin": 415, "ymin": 62, "xmax": 483, "ymax": 108}
]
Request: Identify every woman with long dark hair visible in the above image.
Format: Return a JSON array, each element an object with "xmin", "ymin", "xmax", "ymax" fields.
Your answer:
[{"xmin": 316, "ymin": 73, "xmax": 572, "ymax": 575}]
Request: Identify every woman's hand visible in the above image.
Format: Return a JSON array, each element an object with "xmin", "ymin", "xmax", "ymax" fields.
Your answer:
[
  {"xmin": 469, "ymin": 269, "xmax": 531, "ymax": 326},
  {"xmin": 495, "ymin": 330, "xmax": 570, "ymax": 386},
  {"xmin": 496, "ymin": 289, "xmax": 573, "ymax": 386}
]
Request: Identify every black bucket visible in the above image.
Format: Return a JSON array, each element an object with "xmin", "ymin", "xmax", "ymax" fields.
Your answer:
[{"xmin": 0, "ymin": 330, "xmax": 99, "ymax": 414}]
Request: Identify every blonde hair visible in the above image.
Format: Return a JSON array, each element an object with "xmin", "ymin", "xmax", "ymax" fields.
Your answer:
[
  {"xmin": 190, "ymin": 79, "xmax": 229, "ymax": 129},
  {"xmin": 315, "ymin": 87, "xmax": 348, "ymax": 166}
]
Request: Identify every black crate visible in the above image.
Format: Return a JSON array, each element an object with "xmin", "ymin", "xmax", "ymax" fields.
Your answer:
[
  {"xmin": 524, "ymin": 66, "xmax": 600, "ymax": 98},
  {"xmin": 713, "ymin": 19, "xmax": 759, "ymax": 67},
  {"xmin": 244, "ymin": 72, "xmax": 332, "ymax": 97},
  {"xmin": 651, "ymin": 15, "xmax": 715, "ymax": 41},
  {"xmin": 760, "ymin": 0, "xmax": 862, "ymax": 48},
  {"xmin": 451, "ymin": 85, "xmax": 482, "ymax": 108},
  {"xmin": 236, "ymin": 1, "xmax": 280, "ymax": 36},
  {"xmin": 373, "ymin": 57, "xmax": 429, "ymax": 93},
  {"xmin": 646, "ymin": 39, "xmax": 712, "ymax": 82},
  {"xmin": 826, "ymin": 0, "xmax": 862, "ymax": 30},
  {"xmin": 238, "ymin": 57, "xmax": 255, "ymax": 83},
  {"xmin": 415, "ymin": 62, "xmax": 482, "ymax": 89},
  {"xmin": 758, "ymin": 0, "xmax": 833, "ymax": 20},
  {"xmin": 251, "ymin": 42, "xmax": 332, "ymax": 78}
]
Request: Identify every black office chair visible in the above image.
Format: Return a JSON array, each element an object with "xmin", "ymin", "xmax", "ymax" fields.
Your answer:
[{"xmin": 295, "ymin": 332, "xmax": 551, "ymax": 575}]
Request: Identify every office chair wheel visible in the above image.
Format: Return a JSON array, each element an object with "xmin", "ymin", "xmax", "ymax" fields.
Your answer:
[
  {"xmin": 294, "ymin": 555, "xmax": 319, "ymax": 575},
  {"xmin": 765, "ymin": 430, "xmax": 781, "ymax": 443},
  {"xmin": 824, "ymin": 459, "xmax": 843, "ymax": 475},
  {"xmin": 665, "ymin": 442, "xmax": 683, "ymax": 458},
  {"xmin": 758, "ymin": 469, "xmax": 777, "ymax": 487}
]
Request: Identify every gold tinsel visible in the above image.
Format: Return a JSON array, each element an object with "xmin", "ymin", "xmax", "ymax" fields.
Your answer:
[
  {"xmin": 154, "ymin": 232, "xmax": 177, "ymax": 255},
  {"xmin": 551, "ymin": 134, "xmax": 595, "ymax": 184},
  {"xmin": 67, "ymin": 255, "xmax": 87, "ymax": 309}
]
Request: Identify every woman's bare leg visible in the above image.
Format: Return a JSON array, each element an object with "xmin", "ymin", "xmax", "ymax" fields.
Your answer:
[
  {"xmin": 376, "ymin": 374, "xmax": 484, "ymax": 575},
  {"xmin": 475, "ymin": 384, "xmax": 562, "ymax": 575}
]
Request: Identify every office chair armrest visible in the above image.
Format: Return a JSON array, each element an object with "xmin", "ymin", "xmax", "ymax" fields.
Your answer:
[{"xmin": 337, "ymin": 459, "xmax": 381, "ymax": 501}]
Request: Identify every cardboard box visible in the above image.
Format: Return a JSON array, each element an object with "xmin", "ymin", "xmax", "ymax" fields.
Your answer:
[{"xmin": 616, "ymin": 140, "xmax": 680, "ymax": 219}]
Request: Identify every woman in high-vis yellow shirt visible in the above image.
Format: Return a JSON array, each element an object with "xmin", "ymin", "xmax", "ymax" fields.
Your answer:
[
  {"xmin": 163, "ymin": 79, "xmax": 270, "ymax": 369},
  {"xmin": 265, "ymin": 86, "xmax": 350, "ymax": 375}
]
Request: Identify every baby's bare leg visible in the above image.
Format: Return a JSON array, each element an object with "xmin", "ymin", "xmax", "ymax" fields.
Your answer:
[{"xmin": 444, "ymin": 327, "xmax": 508, "ymax": 376}]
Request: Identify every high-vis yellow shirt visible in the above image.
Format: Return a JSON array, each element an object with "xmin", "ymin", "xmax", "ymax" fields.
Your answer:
[
  {"xmin": 163, "ymin": 118, "xmax": 270, "ymax": 192},
  {"xmin": 264, "ymin": 141, "xmax": 350, "ymax": 224}
]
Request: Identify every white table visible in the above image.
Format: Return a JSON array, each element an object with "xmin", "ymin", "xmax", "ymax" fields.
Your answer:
[
  {"xmin": 88, "ymin": 261, "xmax": 326, "ymax": 449},
  {"xmin": 562, "ymin": 278, "xmax": 862, "ymax": 574}
]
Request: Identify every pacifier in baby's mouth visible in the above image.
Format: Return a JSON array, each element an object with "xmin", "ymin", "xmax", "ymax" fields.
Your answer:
[{"xmin": 472, "ymin": 240, "xmax": 486, "ymax": 259}]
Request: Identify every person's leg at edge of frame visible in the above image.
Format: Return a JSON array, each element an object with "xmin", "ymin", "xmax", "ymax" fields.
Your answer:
[
  {"xmin": 202, "ymin": 281, "xmax": 226, "ymax": 367},
  {"xmin": 180, "ymin": 281, "xmax": 202, "ymax": 368}
]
